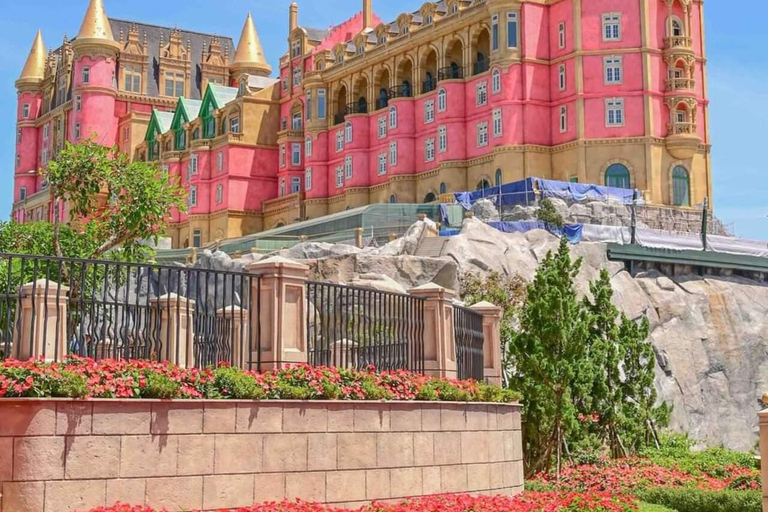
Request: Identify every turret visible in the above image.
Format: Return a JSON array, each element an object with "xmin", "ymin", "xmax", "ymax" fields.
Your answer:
[
  {"xmin": 71, "ymin": 0, "xmax": 119, "ymax": 144},
  {"xmin": 14, "ymin": 30, "xmax": 46, "ymax": 207},
  {"xmin": 229, "ymin": 13, "xmax": 272, "ymax": 85}
]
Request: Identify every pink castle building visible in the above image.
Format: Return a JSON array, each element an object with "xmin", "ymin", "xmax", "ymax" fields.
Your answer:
[{"xmin": 13, "ymin": 0, "xmax": 711, "ymax": 248}]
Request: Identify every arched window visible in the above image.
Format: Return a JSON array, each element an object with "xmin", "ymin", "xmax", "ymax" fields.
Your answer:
[
  {"xmin": 424, "ymin": 192, "xmax": 437, "ymax": 203},
  {"xmin": 389, "ymin": 194, "xmax": 397, "ymax": 204},
  {"xmin": 671, "ymin": 19, "xmax": 683, "ymax": 37},
  {"xmin": 305, "ymin": 136, "xmax": 312, "ymax": 157},
  {"xmin": 345, "ymin": 121, "xmax": 353, "ymax": 143},
  {"xmin": 389, "ymin": 106, "xmax": 398, "ymax": 128},
  {"xmin": 476, "ymin": 179, "xmax": 492, "ymax": 191},
  {"xmin": 605, "ymin": 163, "xmax": 631, "ymax": 189},
  {"xmin": 438, "ymin": 88, "xmax": 447, "ymax": 111},
  {"xmin": 672, "ymin": 166, "xmax": 690, "ymax": 206},
  {"xmin": 439, "ymin": 182, "xmax": 447, "ymax": 195},
  {"xmin": 495, "ymin": 169, "xmax": 503, "ymax": 187},
  {"xmin": 492, "ymin": 68, "xmax": 501, "ymax": 93}
]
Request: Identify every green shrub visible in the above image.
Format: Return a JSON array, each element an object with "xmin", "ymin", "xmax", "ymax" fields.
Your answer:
[
  {"xmin": 637, "ymin": 503, "xmax": 676, "ymax": 512},
  {"xmin": 641, "ymin": 433, "xmax": 758, "ymax": 476},
  {"xmin": 49, "ymin": 371, "xmax": 89, "ymax": 398},
  {"xmin": 211, "ymin": 367, "xmax": 266, "ymax": 400},
  {"xmin": 637, "ymin": 488, "xmax": 762, "ymax": 512},
  {"xmin": 141, "ymin": 371, "xmax": 180, "ymax": 399}
]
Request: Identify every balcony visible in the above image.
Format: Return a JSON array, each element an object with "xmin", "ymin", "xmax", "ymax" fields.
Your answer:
[
  {"xmin": 666, "ymin": 122, "xmax": 701, "ymax": 159},
  {"xmin": 438, "ymin": 66, "xmax": 463, "ymax": 81},
  {"xmin": 422, "ymin": 80, "xmax": 437, "ymax": 94},
  {"xmin": 473, "ymin": 60, "xmax": 490, "ymax": 76},
  {"xmin": 375, "ymin": 97, "xmax": 389, "ymax": 110},
  {"xmin": 278, "ymin": 129, "xmax": 304, "ymax": 140},
  {"xmin": 664, "ymin": 36, "xmax": 693, "ymax": 50},
  {"xmin": 389, "ymin": 84, "xmax": 413, "ymax": 99},
  {"xmin": 665, "ymin": 77, "xmax": 695, "ymax": 92}
]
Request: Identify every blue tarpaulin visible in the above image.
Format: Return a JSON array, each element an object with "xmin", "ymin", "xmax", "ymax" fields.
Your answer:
[
  {"xmin": 454, "ymin": 178, "xmax": 536, "ymax": 210},
  {"xmin": 440, "ymin": 221, "xmax": 583, "ymax": 243}
]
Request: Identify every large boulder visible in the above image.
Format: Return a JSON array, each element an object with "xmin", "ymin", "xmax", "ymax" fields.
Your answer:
[
  {"xmin": 277, "ymin": 242, "xmax": 361, "ymax": 260},
  {"xmin": 471, "ymin": 199, "xmax": 500, "ymax": 222},
  {"xmin": 351, "ymin": 274, "xmax": 408, "ymax": 295}
]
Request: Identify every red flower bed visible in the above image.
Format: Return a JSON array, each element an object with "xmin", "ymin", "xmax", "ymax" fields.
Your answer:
[
  {"xmin": 52, "ymin": 493, "xmax": 639, "ymax": 512},
  {"xmin": 0, "ymin": 357, "xmax": 520, "ymax": 403},
  {"xmin": 531, "ymin": 458, "xmax": 761, "ymax": 494}
]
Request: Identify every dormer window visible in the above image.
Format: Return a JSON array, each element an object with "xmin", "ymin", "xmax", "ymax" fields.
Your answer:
[
  {"xmin": 450, "ymin": 3, "xmax": 459, "ymax": 14},
  {"xmin": 291, "ymin": 39, "xmax": 302, "ymax": 58},
  {"xmin": 401, "ymin": 26, "xmax": 410, "ymax": 36},
  {"xmin": 357, "ymin": 45, "xmax": 365, "ymax": 55},
  {"xmin": 378, "ymin": 35, "xmax": 387, "ymax": 45},
  {"xmin": 293, "ymin": 67, "xmax": 302, "ymax": 87},
  {"xmin": 425, "ymin": 15, "xmax": 433, "ymax": 25},
  {"xmin": 336, "ymin": 52, "xmax": 344, "ymax": 64}
]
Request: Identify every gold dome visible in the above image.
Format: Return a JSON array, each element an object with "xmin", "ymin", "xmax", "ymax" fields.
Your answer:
[
  {"xmin": 231, "ymin": 13, "xmax": 272, "ymax": 76},
  {"xmin": 77, "ymin": 0, "xmax": 115, "ymax": 41},
  {"xmin": 17, "ymin": 30, "xmax": 46, "ymax": 86}
]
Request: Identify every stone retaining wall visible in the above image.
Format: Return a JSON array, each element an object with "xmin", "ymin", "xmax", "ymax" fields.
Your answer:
[
  {"xmin": 0, "ymin": 400, "xmax": 524, "ymax": 512},
  {"xmin": 761, "ymin": 410, "xmax": 767, "ymax": 512}
]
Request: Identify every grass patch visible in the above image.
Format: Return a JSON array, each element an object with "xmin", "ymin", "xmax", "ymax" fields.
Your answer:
[{"xmin": 638, "ymin": 503, "xmax": 677, "ymax": 512}]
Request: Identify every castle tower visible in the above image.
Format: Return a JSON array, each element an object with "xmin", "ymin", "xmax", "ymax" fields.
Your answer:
[
  {"xmin": 229, "ymin": 13, "xmax": 272, "ymax": 85},
  {"xmin": 71, "ymin": 0, "xmax": 120, "ymax": 144},
  {"xmin": 14, "ymin": 30, "xmax": 46, "ymax": 209}
]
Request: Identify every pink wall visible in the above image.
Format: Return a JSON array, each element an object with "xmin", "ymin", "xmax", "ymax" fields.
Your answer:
[
  {"xmin": 73, "ymin": 56, "xmax": 118, "ymax": 145},
  {"xmin": 581, "ymin": 0, "xmax": 642, "ymax": 51}
]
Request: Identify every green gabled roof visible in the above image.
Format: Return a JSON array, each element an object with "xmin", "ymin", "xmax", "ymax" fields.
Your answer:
[
  {"xmin": 170, "ymin": 98, "xmax": 202, "ymax": 131},
  {"xmin": 145, "ymin": 108, "xmax": 175, "ymax": 141},
  {"xmin": 199, "ymin": 84, "xmax": 239, "ymax": 120}
]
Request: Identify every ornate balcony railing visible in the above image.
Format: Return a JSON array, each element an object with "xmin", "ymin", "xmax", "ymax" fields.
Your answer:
[
  {"xmin": 438, "ymin": 65, "xmax": 464, "ymax": 81},
  {"xmin": 664, "ymin": 36, "xmax": 693, "ymax": 50},
  {"xmin": 668, "ymin": 122, "xmax": 697, "ymax": 135},
  {"xmin": 390, "ymin": 84, "xmax": 413, "ymax": 98},
  {"xmin": 665, "ymin": 77, "xmax": 696, "ymax": 92},
  {"xmin": 422, "ymin": 80, "xmax": 437, "ymax": 94},
  {"xmin": 345, "ymin": 102, "xmax": 368, "ymax": 115}
]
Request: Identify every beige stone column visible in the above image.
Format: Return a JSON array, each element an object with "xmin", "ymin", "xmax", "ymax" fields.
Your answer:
[
  {"xmin": 247, "ymin": 256, "xmax": 310, "ymax": 370},
  {"xmin": 470, "ymin": 301, "xmax": 504, "ymax": 386},
  {"xmin": 760, "ymin": 402, "xmax": 768, "ymax": 512},
  {"xmin": 217, "ymin": 306, "xmax": 249, "ymax": 369},
  {"xmin": 14, "ymin": 280, "xmax": 70, "ymax": 361},
  {"xmin": 150, "ymin": 294, "xmax": 196, "ymax": 368},
  {"xmin": 409, "ymin": 283, "xmax": 457, "ymax": 379}
]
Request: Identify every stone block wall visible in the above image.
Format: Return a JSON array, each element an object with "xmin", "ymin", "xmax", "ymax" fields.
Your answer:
[
  {"xmin": 761, "ymin": 410, "xmax": 767, "ymax": 512},
  {"xmin": 0, "ymin": 400, "xmax": 524, "ymax": 512}
]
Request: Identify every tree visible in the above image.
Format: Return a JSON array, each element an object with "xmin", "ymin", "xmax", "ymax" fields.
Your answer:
[
  {"xmin": 536, "ymin": 198, "xmax": 565, "ymax": 230},
  {"xmin": 44, "ymin": 139, "xmax": 186, "ymax": 260}
]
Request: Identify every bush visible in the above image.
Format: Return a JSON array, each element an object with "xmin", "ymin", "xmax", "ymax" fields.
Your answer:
[
  {"xmin": 641, "ymin": 433, "xmax": 759, "ymax": 477},
  {"xmin": 0, "ymin": 357, "xmax": 522, "ymax": 403},
  {"xmin": 637, "ymin": 488, "xmax": 762, "ymax": 512},
  {"xmin": 536, "ymin": 198, "xmax": 565, "ymax": 229}
]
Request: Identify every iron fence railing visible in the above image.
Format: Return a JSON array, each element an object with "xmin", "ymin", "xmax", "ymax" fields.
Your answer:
[
  {"xmin": 0, "ymin": 253, "xmax": 259, "ymax": 369},
  {"xmin": 454, "ymin": 306, "xmax": 484, "ymax": 381},
  {"xmin": 306, "ymin": 281, "xmax": 425, "ymax": 373}
]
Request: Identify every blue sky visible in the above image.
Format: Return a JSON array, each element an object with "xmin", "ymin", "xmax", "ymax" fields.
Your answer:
[{"xmin": 1, "ymin": 1, "xmax": 766, "ymax": 239}]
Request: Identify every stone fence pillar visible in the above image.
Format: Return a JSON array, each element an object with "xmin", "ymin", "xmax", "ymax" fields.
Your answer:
[
  {"xmin": 248, "ymin": 256, "xmax": 310, "ymax": 370},
  {"xmin": 760, "ymin": 398, "xmax": 768, "ymax": 512},
  {"xmin": 217, "ymin": 306, "xmax": 249, "ymax": 369},
  {"xmin": 149, "ymin": 294, "xmax": 195, "ymax": 368},
  {"xmin": 470, "ymin": 301, "xmax": 504, "ymax": 386},
  {"xmin": 14, "ymin": 280, "xmax": 69, "ymax": 361},
  {"xmin": 409, "ymin": 283, "xmax": 457, "ymax": 379}
]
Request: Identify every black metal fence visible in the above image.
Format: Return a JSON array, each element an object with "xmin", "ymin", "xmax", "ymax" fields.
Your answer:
[
  {"xmin": 0, "ymin": 253, "xmax": 259, "ymax": 369},
  {"xmin": 306, "ymin": 281, "xmax": 425, "ymax": 373},
  {"xmin": 454, "ymin": 306, "xmax": 485, "ymax": 381}
]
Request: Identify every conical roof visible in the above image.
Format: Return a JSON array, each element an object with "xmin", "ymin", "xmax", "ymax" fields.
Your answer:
[
  {"xmin": 77, "ymin": 0, "xmax": 115, "ymax": 42},
  {"xmin": 18, "ymin": 30, "xmax": 46, "ymax": 85},
  {"xmin": 231, "ymin": 13, "xmax": 272, "ymax": 75}
]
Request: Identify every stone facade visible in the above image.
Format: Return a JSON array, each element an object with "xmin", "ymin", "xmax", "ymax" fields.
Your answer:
[{"xmin": 0, "ymin": 399, "xmax": 524, "ymax": 512}]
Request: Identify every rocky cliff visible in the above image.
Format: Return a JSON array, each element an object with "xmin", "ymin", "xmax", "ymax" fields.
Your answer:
[{"xmin": 199, "ymin": 218, "xmax": 766, "ymax": 450}]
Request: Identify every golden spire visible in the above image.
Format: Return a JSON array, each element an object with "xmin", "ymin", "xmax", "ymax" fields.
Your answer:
[
  {"xmin": 77, "ymin": 0, "xmax": 115, "ymax": 42},
  {"xmin": 17, "ymin": 30, "xmax": 47, "ymax": 86},
  {"xmin": 231, "ymin": 12, "xmax": 272, "ymax": 76}
]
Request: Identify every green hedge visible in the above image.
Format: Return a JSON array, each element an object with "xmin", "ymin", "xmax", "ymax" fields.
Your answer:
[{"xmin": 637, "ymin": 488, "xmax": 762, "ymax": 512}]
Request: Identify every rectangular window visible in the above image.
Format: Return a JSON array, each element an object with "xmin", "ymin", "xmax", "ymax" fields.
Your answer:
[
  {"xmin": 604, "ymin": 56, "xmax": 623, "ymax": 84},
  {"xmin": 306, "ymin": 91, "xmax": 312, "ymax": 121},
  {"xmin": 123, "ymin": 66, "xmax": 142, "ymax": 93},
  {"xmin": 293, "ymin": 67, "xmax": 302, "ymax": 87},
  {"xmin": 279, "ymin": 179, "xmax": 286, "ymax": 197},
  {"xmin": 189, "ymin": 186, "xmax": 198, "ymax": 207},
  {"xmin": 188, "ymin": 155, "xmax": 199, "ymax": 178},
  {"xmin": 292, "ymin": 112, "xmax": 302, "ymax": 130},
  {"xmin": 336, "ymin": 166, "xmax": 344, "ymax": 188},
  {"xmin": 292, "ymin": 40, "xmax": 302, "ymax": 58},
  {"xmin": 476, "ymin": 81, "xmax": 488, "ymax": 106},
  {"xmin": 82, "ymin": 67, "xmax": 90, "ymax": 84},
  {"xmin": 230, "ymin": 117, "xmax": 240, "ymax": 134},
  {"xmin": 318, "ymin": 89, "xmax": 327, "ymax": 119},
  {"xmin": 216, "ymin": 184, "xmax": 223, "ymax": 204},
  {"xmin": 438, "ymin": 126, "xmax": 447, "ymax": 153},
  {"xmin": 345, "ymin": 155, "xmax": 353, "ymax": 179},
  {"xmin": 559, "ymin": 105, "xmax": 567, "ymax": 133},
  {"xmin": 492, "ymin": 14, "xmax": 499, "ymax": 52},
  {"xmin": 193, "ymin": 229, "xmax": 202, "ymax": 248},
  {"xmin": 123, "ymin": 126, "xmax": 129, "ymax": 142},
  {"xmin": 305, "ymin": 168, "xmax": 313, "ymax": 191},
  {"xmin": 16, "ymin": 128, "xmax": 21, "ymax": 144},
  {"xmin": 15, "ymin": 154, "xmax": 20, "ymax": 169},
  {"xmin": 378, "ymin": 116, "xmax": 387, "ymax": 139},
  {"xmin": 424, "ymin": 100, "xmax": 435, "ymax": 123},
  {"xmin": 22, "ymin": 104, "xmax": 30, "ymax": 119},
  {"xmin": 438, "ymin": 90, "xmax": 447, "ymax": 112},
  {"xmin": 558, "ymin": 65, "xmax": 566, "ymax": 91},
  {"xmin": 477, "ymin": 122, "xmax": 489, "ymax": 147},
  {"xmin": 305, "ymin": 136, "xmax": 312, "ymax": 157},
  {"xmin": 165, "ymin": 72, "xmax": 184, "ymax": 97},
  {"xmin": 292, "ymin": 143, "xmax": 301, "ymax": 165},
  {"xmin": 558, "ymin": 22, "xmax": 566, "ymax": 49},
  {"xmin": 606, "ymin": 98, "xmax": 625, "ymax": 127},
  {"xmin": 43, "ymin": 125, "xmax": 49, "ymax": 140},
  {"xmin": 389, "ymin": 106, "xmax": 398, "ymax": 128},
  {"xmin": 280, "ymin": 145, "xmax": 286, "ymax": 167},
  {"xmin": 217, "ymin": 151, "xmax": 224, "ymax": 171},
  {"xmin": 19, "ymin": 187, "xmax": 27, "ymax": 201},
  {"xmin": 602, "ymin": 13, "xmax": 621, "ymax": 41},
  {"xmin": 74, "ymin": 123, "xmax": 81, "ymax": 139},
  {"xmin": 493, "ymin": 108, "xmax": 503, "ymax": 137},
  {"xmin": 378, "ymin": 153, "xmax": 388, "ymax": 176},
  {"xmin": 389, "ymin": 141, "xmax": 397, "ymax": 166},
  {"xmin": 345, "ymin": 122, "xmax": 353, "ymax": 143},
  {"xmin": 291, "ymin": 176, "xmax": 301, "ymax": 194},
  {"xmin": 336, "ymin": 131, "xmax": 344, "ymax": 152},
  {"xmin": 425, "ymin": 138, "xmax": 435, "ymax": 162},
  {"xmin": 492, "ymin": 70, "xmax": 501, "ymax": 93},
  {"xmin": 75, "ymin": 96, "xmax": 82, "ymax": 111},
  {"xmin": 507, "ymin": 12, "xmax": 518, "ymax": 48}
]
